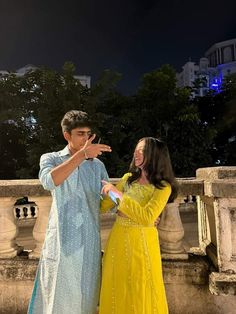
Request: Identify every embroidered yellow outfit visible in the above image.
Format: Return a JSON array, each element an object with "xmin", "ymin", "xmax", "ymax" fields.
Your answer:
[{"xmin": 100, "ymin": 173, "xmax": 171, "ymax": 314}]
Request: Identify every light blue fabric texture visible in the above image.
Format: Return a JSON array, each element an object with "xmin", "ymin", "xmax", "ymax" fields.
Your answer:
[{"xmin": 28, "ymin": 146, "xmax": 109, "ymax": 314}]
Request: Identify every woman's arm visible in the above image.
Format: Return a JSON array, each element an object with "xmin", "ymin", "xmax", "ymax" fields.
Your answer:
[
  {"xmin": 118, "ymin": 184, "xmax": 171, "ymax": 225},
  {"xmin": 100, "ymin": 173, "xmax": 131, "ymax": 212}
]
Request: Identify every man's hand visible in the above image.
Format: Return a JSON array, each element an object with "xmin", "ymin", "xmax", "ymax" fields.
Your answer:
[{"xmin": 82, "ymin": 134, "xmax": 112, "ymax": 159}]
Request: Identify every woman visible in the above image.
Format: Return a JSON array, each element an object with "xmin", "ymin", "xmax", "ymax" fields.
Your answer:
[{"xmin": 100, "ymin": 137, "xmax": 178, "ymax": 314}]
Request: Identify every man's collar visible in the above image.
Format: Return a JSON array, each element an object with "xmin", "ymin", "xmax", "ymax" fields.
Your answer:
[{"xmin": 58, "ymin": 145, "xmax": 71, "ymax": 157}]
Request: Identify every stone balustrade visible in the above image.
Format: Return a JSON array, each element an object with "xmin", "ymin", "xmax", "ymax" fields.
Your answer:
[
  {"xmin": 196, "ymin": 166, "xmax": 236, "ymax": 295},
  {"xmin": 0, "ymin": 167, "xmax": 236, "ymax": 314},
  {"xmin": 0, "ymin": 177, "xmax": 202, "ymax": 259},
  {"xmin": 0, "ymin": 167, "xmax": 236, "ymax": 297},
  {"xmin": 14, "ymin": 203, "xmax": 38, "ymax": 220},
  {"xmin": 0, "ymin": 180, "xmax": 49, "ymax": 260}
]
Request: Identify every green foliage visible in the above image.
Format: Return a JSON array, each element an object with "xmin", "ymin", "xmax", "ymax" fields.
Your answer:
[
  {"xmin": 194, "ymin": 73, "xmax": 236, "ymax": 166},
  {"xmin": 0, "ymin": 122, "xmax": 28, "ymax": 178},
  {"xmin": 0, "ymin": 63, "xmax": 235, "ymax": 179}
]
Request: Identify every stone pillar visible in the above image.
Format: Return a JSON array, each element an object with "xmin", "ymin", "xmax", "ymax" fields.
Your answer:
[
  {"xmin": 196, "ymin": 195, "xmax": 211, "ymax": 255},
  {"xmin": 100, "ymin": 212, "xmax": 116, "ymax": 250},
  {"xmin": 29, "ymin": 196, "xmax": 52, "ymax": 259},
  {"xmin": 0, "ymin": 197, "xmax": 22, "ymax": 258},
  {"xmin": 196, "ymin": 166, "xmax": 236, "ymax": 295},
  {"xmin": 158, "ymin": 202, "xmax": 188, "ymax": 260}
]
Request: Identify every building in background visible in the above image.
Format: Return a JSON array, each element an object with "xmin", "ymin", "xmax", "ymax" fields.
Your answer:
[
  {"xmin": 177, "ymin": 38, "xmax": 236, "ymax": 96},
  {"xmin": 0, "ymin": 64, "xmax": 91, "ymax": 88}
]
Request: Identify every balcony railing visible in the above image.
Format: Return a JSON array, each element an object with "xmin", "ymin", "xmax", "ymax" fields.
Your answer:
[{"xmin": 0, "ymin": 167, "xmax": 236, "ymax": 296}]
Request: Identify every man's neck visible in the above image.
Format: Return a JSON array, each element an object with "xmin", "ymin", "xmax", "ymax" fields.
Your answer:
[{"xmin": 68, "ymin": 144, "xmax": 79, "ymax": 156}]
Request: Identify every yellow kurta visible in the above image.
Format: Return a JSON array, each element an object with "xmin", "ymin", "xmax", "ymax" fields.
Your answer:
[{"xmin": 99, "ymin": 173, "xmax": 171, "ymax": 314}]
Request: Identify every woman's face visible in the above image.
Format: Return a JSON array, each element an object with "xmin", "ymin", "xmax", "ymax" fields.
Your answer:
[{"xmin": 134, "ymin": 140, "xmax": 145, "ymax": 168}]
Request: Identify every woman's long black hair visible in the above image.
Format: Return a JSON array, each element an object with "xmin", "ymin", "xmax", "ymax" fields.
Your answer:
[{"xmin": 127, "ymin": 137, "xmax": 178, "ymax": 203}]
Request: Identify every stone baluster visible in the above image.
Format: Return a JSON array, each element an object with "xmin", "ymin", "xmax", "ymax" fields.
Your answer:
[
  {"xmin": 14, "ymin": 204, "xmax": 38, "ymax": 220},
  {"xmin": 158, "ymin": 201, "xmax": 188, "ymax": 260},
  {"xmin": 29, "ymin": 196, "xmax": 52, "ymax": 259},
  {"xmin": 0, "ymin": 197, "xmax": 23, "ymax": 258},
  {"xmin": 196, "ymin": 166, "xmax": 236, "ymax": 295}
]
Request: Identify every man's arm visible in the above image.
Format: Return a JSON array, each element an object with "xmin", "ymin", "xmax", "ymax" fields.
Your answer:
[
  {"xmin": 51, "ymin": 150, "xmax": 86, "ymax": 186},
  {"xmin": 51, "ymin": 137, "xmax": 112, "ymax": 187},
  {"xmin": 39, "ymin": 150, "xmax": 87, "ymax": 190}
]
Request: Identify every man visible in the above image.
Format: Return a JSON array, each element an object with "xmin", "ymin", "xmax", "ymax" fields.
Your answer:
[{"xmin": 28, "ymin": 110, "xmax": 112, "ymax": 314}]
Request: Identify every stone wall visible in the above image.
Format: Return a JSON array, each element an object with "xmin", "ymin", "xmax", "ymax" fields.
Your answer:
[
  {"xmin": 1, "ymin": 167, "xmax": 236, "ymax": 313},
  {"xmin": 1, "ymin": 256, "xmax": 235, "ymax": 314}
]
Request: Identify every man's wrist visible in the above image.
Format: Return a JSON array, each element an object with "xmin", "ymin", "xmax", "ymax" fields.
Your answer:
[{"xmin": 82, "ymin": 149, "xmax": 89, "ymax": 159}]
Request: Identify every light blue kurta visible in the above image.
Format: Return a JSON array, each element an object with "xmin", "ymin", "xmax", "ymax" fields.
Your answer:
[{"xmin": 28, "ymin": 146, "xmax": 109, "ymax": 314}]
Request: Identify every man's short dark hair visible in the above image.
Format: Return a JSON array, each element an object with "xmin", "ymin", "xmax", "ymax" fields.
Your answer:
[{"xmin": 61, "ymin": 110, "xmax": 92, "ymax": 133}]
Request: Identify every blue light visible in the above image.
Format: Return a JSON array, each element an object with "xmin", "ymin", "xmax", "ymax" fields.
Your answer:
[{"xmin": 210, "ymin": 74, "xmax": 222, "ymax": 93}]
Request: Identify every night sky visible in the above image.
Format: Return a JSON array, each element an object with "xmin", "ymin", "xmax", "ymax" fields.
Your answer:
[{"xmin": 0, "ymin": 0, "xmax": 236, "ymax": 94}]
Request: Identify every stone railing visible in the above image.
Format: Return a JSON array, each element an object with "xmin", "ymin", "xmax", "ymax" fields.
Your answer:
[
  {"xmin": 0, "ymin": 177, "xmax": 201, "ymax": 258},
  {"xmin": 14, "ymin": 201, "xmax": 38, "ymax": 220},
  {"xmin": 196, "ymin": 167, "xmax": 236, "ymax": 295},
  {"xmin": 0, "ymin": 167, "xmax": 235, "ymax": 296}
]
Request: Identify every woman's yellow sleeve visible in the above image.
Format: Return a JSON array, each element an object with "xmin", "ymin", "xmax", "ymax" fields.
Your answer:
[
  {"xmin": 118, "ymin": 184, "xmax": 171, "ymax": 225},
  {"xmin": 100, "ymin": 173, "xmax": 131, "ymax": 213}
]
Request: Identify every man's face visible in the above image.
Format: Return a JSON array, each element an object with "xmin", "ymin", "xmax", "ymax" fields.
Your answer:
[{"xmin": 64, "ymin": 127, "xmax": 92, "ymax": 152}]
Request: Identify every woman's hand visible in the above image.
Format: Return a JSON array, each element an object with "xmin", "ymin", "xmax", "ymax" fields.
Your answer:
[
  {"xmin": 101, "ymin": 180, "xmax": 123, "ymax": 200},
  {"xmin": 154, "ymin": 216, "xmax": 161, "ymax": 228}
]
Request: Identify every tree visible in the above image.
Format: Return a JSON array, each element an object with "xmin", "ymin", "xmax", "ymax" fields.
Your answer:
[
  {"xmin": 131, "ymin": 65, "xmax": 214, "ymax": 176},
  {"xmin": 1, "ymin": 63, "xmax": 234, "ymax": 179},
  {"xmin": 195, "ymin": 73, "xmax": 236, "ymax": 166}
]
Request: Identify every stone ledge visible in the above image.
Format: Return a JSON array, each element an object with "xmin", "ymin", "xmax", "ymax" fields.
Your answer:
[
  {"xmin": 162, "ymin": 255, "xmax": 211, "ymax": 285},
  {"xmin": 0, "ymin": 179, "xmax": 50, "ymax": 197},
  {"xmin": 0, "ymin": 255, "xmax": 211, "ymax": 286},
  {"xmin": 209, "ymin": 272, "xmax": 236, "ymax": 296},
  {"xmin": 2, "ymin": 256, "xmax": 236, "ymax": 314},
  {"xmin": 177, "ymin": 179, "xmax": 204, "ymax": 196},
  {"xmin": 204, "ymin": 180, "xmax": 236, "ymax": 197},
  {"xmin": 0, "ymin": 178, "xmax": 204, "ymax": 197},
  {"xmin": 196, "ymin": 166, "xmax": 236, "ymax": 180},
  {"xmin": 161, "ymin": 252, "xmax": 189, "ymax": 260},
  {"xmin": 0, "ymin": 256, "xmax": 38, "ymax": 281}
]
